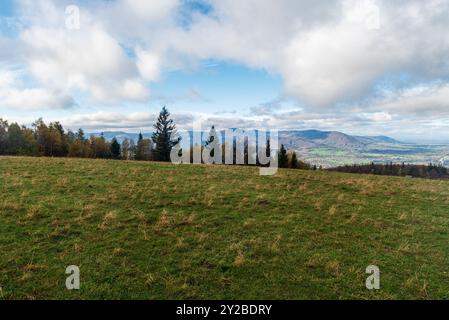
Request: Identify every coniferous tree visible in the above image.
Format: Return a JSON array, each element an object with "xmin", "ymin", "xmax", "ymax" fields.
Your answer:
[
  {"xmin": 289, "ymin": 151, "xmax": 298, "ymax": 169},
  {"xmin": 136, "ymin": 132, "xmax": 145, "ymax": 160},
  {"xmin": 266, "ymin": 139, "xmax": 271, "ymax": 157},
  {"xmin": 110, "ymin": 138, "xmax": 121, "ymax": 159},
  {"xmin": 152, "ymin": 106, "xmax": 179, "ymax": 162},
  {"xmin": 258, "ymin": 138, "xmax": 271, "ymax": 167},
  {"xmin": 278, "ymin": 144, "xmax": 288, "ymax": 168},
  {"xmin": 0, "ymin": 119, "xmax": 8, "ymax": 154}
]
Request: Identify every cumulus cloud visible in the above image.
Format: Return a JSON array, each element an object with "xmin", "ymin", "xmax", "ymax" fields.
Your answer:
[
  {"xmin": 363, "ymin": 83, "xmax": 449, "ymax": 116},
  {"xmin": 63, "ymin": 110, "xmax": 194, "ymax": 131},
  {"xmin": 20, "ymin": 23, "xmax": 148, "ymax": 103},
  {"xmin": 136, "ymin": 48, "xmax": 161, "ymax": 81},
  {"xmin": 0, "ymin": 69, "xmax": 75, "ymax": 110},
  {"xmin": 5, "ymin": 0, "xmax": 150, "ymax": 107},
  {"xmin": 168, "ymin": 0, "xmax": 449, "ymax": 107},
  {"xmin": 2, "ymin": 0, "xmax": 449, "ymax": 141}
]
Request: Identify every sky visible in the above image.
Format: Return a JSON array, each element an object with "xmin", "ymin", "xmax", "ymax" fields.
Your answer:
[{"xmin": 1, "ymin": 0, "xmax": 449, "ymax": 142}]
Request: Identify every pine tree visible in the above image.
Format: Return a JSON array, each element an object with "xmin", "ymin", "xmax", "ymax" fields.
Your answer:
[
  {"xmin": 278, "ymin": 144, "xmax": 288, "ymax": 168},
  {"xmin": 152, "ymin": 107, "xmax": 179, "ymax": 162},
  {"xmin": 110, "ymin": 138, "xmax": 121, "ymax": 159},
  {"xmin": 289, "ymin": 151, "xmax": 298, "ymax": 169},
  {"xmin": 266, "ymin": 139, "xmax": 271, "ymax": 157},
  {"xmin": 0, "ymin": 119, "xmax": 8, "ymax": 154},
  {"xmin": 135, "ymin": 133, "xmax": 144, "ymax": 160},
  {"xmin": 260, "ymin": 138, "xmax": 271, "ymax": 167}
]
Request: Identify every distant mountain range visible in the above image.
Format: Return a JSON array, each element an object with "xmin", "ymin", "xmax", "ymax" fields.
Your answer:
[
  {"xmin": 88, "ymin": 129, "xmax": 449, "ymax": 167},
  {"xmin": 278, "ymin": 130, "xmax": 403, "ymax": 151},
  {"xmin": 90, "ymin": 129, "xmax": 401, "ymax": 146},
  {"xmin": 89, "ymin": 132, "xmax": 152, "ymax": 143}
]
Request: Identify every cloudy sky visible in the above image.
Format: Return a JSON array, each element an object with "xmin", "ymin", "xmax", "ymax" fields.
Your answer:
[{"xmin": 1, "ymin": 0, "xmax": 449, "ymax": 142}]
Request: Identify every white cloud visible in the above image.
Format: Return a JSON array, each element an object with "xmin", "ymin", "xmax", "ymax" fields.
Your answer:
[
  {"xmin": 20, "ymin": 23, "xmax": 148, "ymax": 104},
  {"xmin": 119, "ymin": 0, "xmax": 178, "ymax": 20},
  {"xmin": 359, "ymin": 112, "xmax": 392, "ymax": 122},
  {"xmin": 62, "ymin": 110, "xmax": 194, "ymax": 131},
  {"xmin": 0, "ymin": 69, "xmax": 74, "ymax": 110},
  {"xmin": 363, "ymin": 83, "xmax": 449, "ymax": 116},
  {"xmin": 2, "ymin": 0, "xmax": 449, "ymax": 140},
  {"xmin": 0, "ymin": 88, "xmax": 74, "ymax": 110},
  {"xmin": 168, "ymin": 0, "xmax": 449, "ymax": 107},
  {"xmin": 136, "ymin": 48, "xmax": 161, "ymax": 81},
  {"xmin": 7, "ymin": 0, "xmax": 153, "ymax": 107},
  {"xmin": 120, "ymin": 79, "xmax": 149, "ymax": 100}
]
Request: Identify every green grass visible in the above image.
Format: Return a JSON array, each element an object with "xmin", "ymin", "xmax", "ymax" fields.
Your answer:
[{"xmin": 0, "ymin": 156, "xmax": 448, "ymax": 300}]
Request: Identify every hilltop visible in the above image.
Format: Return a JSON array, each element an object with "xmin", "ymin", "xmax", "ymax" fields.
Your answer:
[{"xmin": 0, "ymin": 157, "xmax": 448, "ymax": 299}]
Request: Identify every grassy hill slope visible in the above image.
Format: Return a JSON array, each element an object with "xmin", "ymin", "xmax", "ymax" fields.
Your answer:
[{"xmin": 0, "ymin": 157, "xmax": 448, "ymax": 299}]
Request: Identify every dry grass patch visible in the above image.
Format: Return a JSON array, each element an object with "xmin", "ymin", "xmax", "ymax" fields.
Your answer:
[
  {"xmin": 328, "ymin": 205, "xmax": 337, "ymax": 216},
  {"xmin": 234, "ymin": 252, "xmax": 245, "ymax": 267},
  {"xmin": 25, "ymin": 205, "xmax": 42, "ymax": 220},
  {"xmin": 99, "ymin": 211, "xmax": 117, "ymax": 229},
  {"xmin": 0, "ymin": 201, "xmax": 20, "ymax": 213},
  {"xmin": 326, "ymin": 260, "xmax": 341, "ymax": 277},
  {"xmin": 305, "ymin": 256, "xmax": 322, "ymax": 268},
  {"xmin": 154, "ymin": 210, "xmax": 171, "ymax": 230},
  {"xmin": 270, "ymin": 235, "xmax": 282, "ymax": 252}
]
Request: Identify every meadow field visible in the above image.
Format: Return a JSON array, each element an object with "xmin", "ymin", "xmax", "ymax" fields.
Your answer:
[{"xmin": 0, "ymin": 156, "xmax": 448, "ymax": 300}]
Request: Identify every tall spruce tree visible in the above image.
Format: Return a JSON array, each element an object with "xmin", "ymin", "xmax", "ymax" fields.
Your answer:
[
  {"xmin": 278, "ymin": 144, "xmax": 288, "ymax": 168},
  {"xmin": 110, "ymin": 138, "xmax": 121, "ymax": 159},
  {"xmin": 135, "ymin": 132, "xmax": 144, "ymax": 160},
  {"xmin": 261, "ymin": 138, "xmax": 271, "ymax": 167},
  {"xmin": 289, "ymin": 151, "xmax": 298, "ymax": 169},
  {"xmin": 152, "ymin": 107, "xmax": 179, "ymax": 162},
  {"xmin": 0, "ymin": 119, "xmax": 8, "ymax": 154}
]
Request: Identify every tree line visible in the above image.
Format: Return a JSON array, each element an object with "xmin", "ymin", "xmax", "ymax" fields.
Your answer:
[
  {"xmin": 178, "ymin": 126, "xmax": 312, "ymax": 169},
  {"xmin": 0, "ymin": 106, "xmax": 313, "ymax": 170},
  {"xmin": 3, "ymin": 107, "xmax": 446, "ymax": 179},
  {"xmin": 0, "ymin": 107, "xmax": 177, "ymax": 162},
  {"xmin": 328, "ymin": 162, "xmax": 449, "ymax": 179}
]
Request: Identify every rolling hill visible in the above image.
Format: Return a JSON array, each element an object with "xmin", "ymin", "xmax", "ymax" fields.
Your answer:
[
  {"xmin": 90, "ymin": 129, "xmax": 449, "ymax": 168},
  {"xmin": 90, "ymin": 129, "xmax": 400, "ymax": 150},
  {"xmin": 0, "ymin": 157, "xmax": 448, "ymax": 299}
]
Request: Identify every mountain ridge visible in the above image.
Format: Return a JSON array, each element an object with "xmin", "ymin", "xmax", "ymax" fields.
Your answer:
[
  {"xmin": 87, "ymin": 129, "xmax": 448, "ymax": 167},
  {"xmin": 89, "ymin": 129, "xmax": 403, "ymax": 146}
]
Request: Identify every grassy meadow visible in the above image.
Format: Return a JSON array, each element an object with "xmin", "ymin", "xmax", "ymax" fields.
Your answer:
[{"xmin": 0, "ymin": 156, "xmax": 448, "ymax": 300}]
